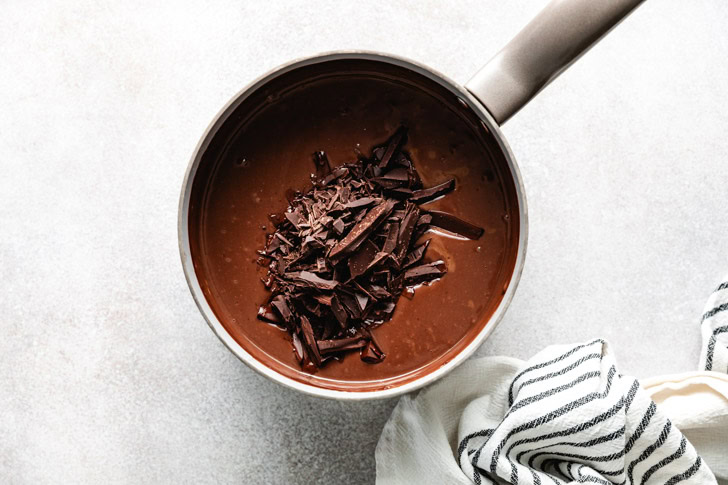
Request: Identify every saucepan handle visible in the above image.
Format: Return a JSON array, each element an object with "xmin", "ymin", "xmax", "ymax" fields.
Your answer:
[{"xmin": 466, "ymin": 0, "xmax": 645, "ymax": 125}]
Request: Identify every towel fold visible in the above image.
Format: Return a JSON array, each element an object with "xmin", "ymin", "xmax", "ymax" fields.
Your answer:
[{"xmin": 375, "ymin": 278, "xmax": 728, "ymax": 484}]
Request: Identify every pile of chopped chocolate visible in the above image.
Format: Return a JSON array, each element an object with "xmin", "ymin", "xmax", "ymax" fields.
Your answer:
[{"xmin": 256, "ymin": 127, "xmax": 484, "ymax": 371}]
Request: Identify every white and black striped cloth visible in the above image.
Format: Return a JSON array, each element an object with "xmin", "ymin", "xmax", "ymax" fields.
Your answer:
[
  {"xmin": 376, "ymin": 281, "xmax": 728, "ymax": 484},
  {"xmin": 700, "ymin": 280, "xmax": 728, "ymax": 373},
  {"xmin": 454, "ymin": 340, "xmax": 711, "ymax": 484}
]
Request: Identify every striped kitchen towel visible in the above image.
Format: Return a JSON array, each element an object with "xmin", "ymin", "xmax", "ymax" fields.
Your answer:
[
  {"xmin": 376, "ymin": 282, "xmax": 728, "ymax": 484},
  {"xmin": 700, "ymin": 280, "xmax": 728, "ymax": 372}
]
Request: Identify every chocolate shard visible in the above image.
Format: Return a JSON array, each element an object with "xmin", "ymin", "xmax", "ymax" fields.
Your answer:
[
  {"xmin": 292, "ymin": 332, "xmax": 305, "ymax": 364},
  {"xmin": 355, "ymin": 293, "xmax": 369, "ymax": 311},
  {"xmin": 370, "ymin": 177, "xmax": 404, "ymax": 190},
  {"xmin": 257, "ymin": 303, "xmax": 281, "ymax": 324},
  {"xmin": 299, "ymin": 315, "xmax": 322, "ymax": 366},
  {"xmin": 343, "ymin": 196, "xmax": 380, "ymax": 209},
  {"xmin": 322, "ymin": 166, "xmax": 349, "ymax": 185},
  {"xmin": 426, "ymin": 210, "xmax": 484, "ymax": 240},
  {"xmin": 366, "ymin": 285, "xmax": 391, "ymax": 300},
  {"xmin": 285, "ymin": 209, "xmax": 304, "ymax": 228},
  {"xmin": 410, "ymin": 178, "xmax": 456, "ymax": 204},
  {"xmin": 388, "ymin": 273, "xmax": 404, "ymax": 297},
  {"xmin": 337, "ymin": 290, "xmax": 362, "ymax": 320},
  {"xmin": 381, "ymin": 167, "xmax": 409, "ymax": 182},
  {"xmin": 348, "ymin": 240, "xmax": 379, "ymax": 279},
  {"xmin": 417, "ymin": 214, "xmax": 432, "ymax": 226},
  {"xmin": 265, "ymin": 234, "xmax": 281, "ymax": 254},
  {"xmin": 377, "ymin": 126, "xmax": 408, "ymax": 169},
  {"xmin": 368, "ymin": 301, "xmax": 396, "ymax": 322},
  {"xmin": 313, "ymin": 293, "xmax": 333, "ymax": 306},
  {"xmin": 275, "ymin": 233, "xmax": 295, "ymax": 247},
  {"xmin": 313, "ymin": 151, "xmax": 332, "ymax": 178},
  {"xmin": 270, "ymin": 295, "xmax": 293, "ymax": 325},
  {"xmin": 382, "ymin": 221, "xmax": 400, "ymax": 255},
  {"xmin": 330, "ymin": 294, "xmax": 349, "ymax": 328},
  {"xmin": 404, "ymin": 260, "xmax": 447, "ymax": 286},
  {"xmin": 360, "ymin": 340, "xmax": 385, "ymax": 363},
  {"xmin": 286, "ymin": 271, "xmax": 338, "ymax": 291},
  {"xmin": 318, "ymin": 336, "xmax": 368, "ymax": 354},
  {"xmin": 332, "ymin": 218, "xmax": 345, "ymax": 235},
  {"xmin": 384, "ymin": 187, "xmax": 414, "ymax": 200},
  {"xmin": 402, "ymin": 239, "xmax": 431, "ymax": 269},
  {"xmin": 328, "ymin": 200, "xmax": 395, "ymax": 261},
  {"xmin": 394, "ymin": 203, "xmax": 420, "ymax": 264}
]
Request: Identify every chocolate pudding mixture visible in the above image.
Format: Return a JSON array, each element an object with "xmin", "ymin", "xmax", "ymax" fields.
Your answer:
[{"xmin": 189, "ymin": 63, "xmax": 519, "ymax": 391}]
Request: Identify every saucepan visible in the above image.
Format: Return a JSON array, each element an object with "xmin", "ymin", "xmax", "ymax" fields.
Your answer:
[{"xmin": 179, "ymin": 0, "xmax": 644, "ymax": 399}]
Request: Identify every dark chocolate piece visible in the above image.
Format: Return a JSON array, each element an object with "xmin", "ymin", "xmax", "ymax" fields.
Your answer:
[
  {"xmin": 313, "ymin": 151, "xmax": 332, "ymax": 178},
  {"xmin": 377, "ymin": 126, "xmax": 407, "ymax": 169},
  {"xmin": 404, "ymin": 261, "xmax": 447, "ymax": 286},
  {"xmin": 394, "ymin": 203, "xmax": 420, "ymax": 264},
  {"xmin": 318, "ymin": 336, "xmax": 368, "ymax": 354},
  {"xmin": 257, "ymin": 303, "xmax": 281, "ymax": 324},
  {"xmin": 427, "ymin": 210, "xmax": 485, "ymax": 240},
  {"xmin": 410, "ymin": 179, "xmax": 456, "ymax": 204},
  {"xmin": 328, "ymin": 200, "xmax": 394, "ymax": 261},
  {"xmin": 402, "ymin": 239, "xmax": 431, "ymax": 269},
  {"xmin": 286, "ymin": 271, "xmax": 338, "ymax": 291},
  {"xmin": 299, "ymin": 315, "xmax": 322, "ymax": 366},
  {"xmin": 348, "ymin": 240, "xmax": 379, "ymax": 279}
]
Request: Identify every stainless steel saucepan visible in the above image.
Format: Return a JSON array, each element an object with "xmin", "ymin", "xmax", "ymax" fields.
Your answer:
[{"xmin": 179, "ymin": 0, "xmax": 645, "ymax": 400}]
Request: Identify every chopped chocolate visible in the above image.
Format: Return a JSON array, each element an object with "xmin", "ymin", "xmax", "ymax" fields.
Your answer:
[
  {"xmin": 286, "ymin": 271, "xmax": 338, "ymax": 291},
  {"xmin": 404, "ymin": 261, "xmax": 447, "ymax": 286},
  {"xmin": 313, "ymin": 151, "xmax": 332, "ymax": 178},
  {"xmin": 255, "ymin": 127, "xmax": 484, "ymax": 371},
  {"xmin": 318, "ymin": 336, "xmax": 368, "ymax": 354},
  {"xmin": 427, "ymin": 210, "xmax": 485, "ymax": 240},
  {"xmin": 257, "ymin": 303, "xmax": 281, "ymax": 324},
  {"xmin": 348, "ymin": 240, "xmax": 379, "ymax": 278},
  {"xmin": 394, "ymin": 203, "xmax": 420, "ymax": 264},
  {"xmin": 360, "ymin": 340, "xmax": 385, "ymax": 363},
  {"xmin": 410, "ymin": 178, "xmax": 456, "ymax": 204},
  {"xmin": 328, "ymin": 200, "xmax": 394, "ymax": 261},
  {"xmin": 376, "ymin": 126, "xmax": 407, "ymax": 169},
  {"xmin": 332, "ymin": 217, "xmax": 345, "ymax": 235},
  {"xmin": 299, "ymin": 315, "xmax": 322, "ymax": 366},
  {"xmin": 402, "ymin": 239, "xmax": 431, "ymax": 269}
]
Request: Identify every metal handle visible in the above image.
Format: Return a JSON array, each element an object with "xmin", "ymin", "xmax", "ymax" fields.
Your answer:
[{"xmin": 466, "ymin": 0, "xmax": 645, "ymax": 125}]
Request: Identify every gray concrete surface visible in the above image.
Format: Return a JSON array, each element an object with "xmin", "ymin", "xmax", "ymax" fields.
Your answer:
[{"xmin": 1, "ymin": 0, "xmax": 727, "ymax": 483}]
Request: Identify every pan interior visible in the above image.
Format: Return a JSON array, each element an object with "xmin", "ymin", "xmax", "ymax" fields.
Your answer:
[{"xmin": 187, "ymin": 58, "xmax": 520, "ymax": 392}]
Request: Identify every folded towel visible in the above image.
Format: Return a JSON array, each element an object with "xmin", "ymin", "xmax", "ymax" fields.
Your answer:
[
  {"xmin": 375, "ymin": 278, "xmax": 728, "ymax": 484},
  {"xmin": 700, "ymin": 280, "xmax": 728, "ymax": 372}
]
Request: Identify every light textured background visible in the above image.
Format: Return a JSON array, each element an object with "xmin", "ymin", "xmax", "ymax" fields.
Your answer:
[{"xmin": 1, "ymin": 1, "xmax": 727, "ymax": 483}]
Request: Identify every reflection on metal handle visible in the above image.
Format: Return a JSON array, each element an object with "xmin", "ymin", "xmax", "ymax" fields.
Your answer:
[{"xmin": 466, "ymin": 0, "xmax": 645, "ymax": 125}]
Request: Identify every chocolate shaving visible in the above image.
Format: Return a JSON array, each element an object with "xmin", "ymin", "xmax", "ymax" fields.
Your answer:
[
  {"xmin": 377, "ymin": 126, "xmax": 407, "ymax": 169},
  {"xmin": 257, "ymin": 303, "xmax": 281, "ymax": 324},
  {"xmin": 349, "ymin": 240, "xmax": 379, "ymax": 279},
  {"xmin": 402, "ymin": 239, "xmax": 431, "ymax": 269},
  {"xmin": 286, "ymin": 271, "xmax": 338, "ymax": 291},
  {"xmin": 313, "ymin": 151, "xmax": 332, "ymax": 178},
  {"xmin": 394, "ymin": 203, "xmax": 420, "ymax": 264},
  {"xmin": 426, "ymin": 210, "xmax": 485, "ymax": 240},
  {"xmin": 318, "ymin": 336, "xmax": 368, "ymax": 354},
  {"xmin": 255, "ymin": 127, "xmax": 485, "ymax": 371},
  {"xmin": 360, "ymin": 340, "xmax": 385, "ymax": 363},
  {"xmin": 299, "ymin": 315, "xmax": 322, "ymax": 366},
  {"xmin": 328, "ymin": 200, "xmax": 394, "ymax": 261},
  {"xmin": 404, "ymin": 261, "xmax": 447, "ymax": 286},
  {"xmin": 410, "ymin": 178, "xmax": 456, "ymax": 204}
]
